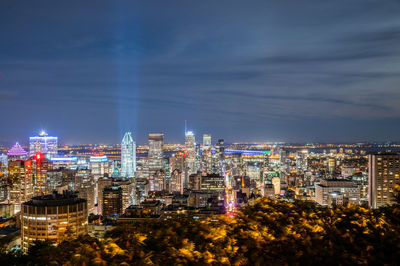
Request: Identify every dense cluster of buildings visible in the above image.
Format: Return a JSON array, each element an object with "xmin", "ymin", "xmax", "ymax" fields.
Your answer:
[{"xmin": 0, "ymin": 130, "xmax": 399, "ymax": 251}]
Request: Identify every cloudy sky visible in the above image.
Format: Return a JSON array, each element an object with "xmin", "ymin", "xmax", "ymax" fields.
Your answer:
[{"xmin": 1, "ymin": 0, "xmax": 400, "ymax": 144}]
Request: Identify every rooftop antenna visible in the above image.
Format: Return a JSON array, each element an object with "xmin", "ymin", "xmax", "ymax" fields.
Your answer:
[{"xmin": 185, "ymin": 120, "xmax": 187, "ymax": 135}]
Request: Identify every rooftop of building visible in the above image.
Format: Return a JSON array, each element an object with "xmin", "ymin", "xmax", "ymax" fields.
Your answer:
[
  {"xmin": 104, "ymin": 185, "xmax": 122, "ymax": 191},
  {"xmin": 317, "ymin": 178, "xmax": 357, "ymax": 188},
  {"xmin": 7, "ymin": 142, "xmax": 27, "ymax": 157},
  {"xmin": 369, "ymin": 152, "xmax": 400, "ymax": 156},
  {"xmin": 22, "ymin": 191, "xmax": 86, "ymax": 207}
]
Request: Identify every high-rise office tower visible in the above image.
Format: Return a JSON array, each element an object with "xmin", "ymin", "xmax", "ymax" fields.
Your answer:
[
  {"xmin": 170, "ymin": 153, "xmax": 185, "ymax": 193},
  {"xmin": 103, "ymin": 185, "xmax": 123, "ymax": 218},
  {"xmin": 7, "ymin": 144, "xmax": 34, "ymax": 203},
  {"xmin": 234, "ymin": 153, "xmax": 245, "ymax": 177},
  {"xmin": 121, "ymin": 132, "xmax": 136, "ymax": 178},
  {"xmin": 31, "ymin": 153, "xmax": 49, "ymax": 196},
  {"xmin": 96, "ymin": 176, "xmax": 112, "ymax": 215},
  {"xmin": 76, "ymin": 181, "xmax": 95, "ymax": 215},
  {"xmin": 202, "ymin": 134, "xmax": 212, "ymax": 174},
  {"xmin": 0, "ymin": 154, "xmax": 7, "ymax": 172},
  {"xmin": 327, "ymin": 158, "xmax": 336, "ymax": 175},
  {"xmin": 153, "ymin": 169, "xmax": 166, "ymax": 191},
  {"xmin": 368, "ymin": 153, "xmax": 400, "ymax": 208},
  {"xmin": 29, "ymin": 131, "xmax": 58, "ymax": 158},
  {"xmin": 112, "ymin": 179, "xmax": 134, "ymax": 213},
  {"xmin": 216, "ymin": 139, "xmax": 225, "ymax": 161},
  {"xmin": 195, "ymin": 144, "xmax": 201, "ymax": 174},
  {"xmin": 203, "ymin": 134, "xmax": 212, "ymax": 147},
  {"xmin": 163, "ymin": 157, "xmax": 171, "ymax": 183},
  {"xmin": 89, "ymin": 153, "xmax": 110, "ymax": 211},
  {"xmin": 185, "ymin": 131, "xmax": 196, "ymax": 175},
  {"xmin": 75, "ymin": 170, "xmax": 95, "ymax": 215},
  {"xmin": 89, "ymin": 153, "xmax": 109, "ymax": 180},
  {"xmin": 169, "ymin": 169, "xmax": 183, "ymax": 194},
  {"xmin": 148, "ymin": 134, "xmax": 164, "ymax": 176},
  {"xmin": 215, "ymin": 139, "xmax": 225, "ymax": 174},
  {"xmin": 170, "ymin": 153, "xmax": 185, "ymax": 173},
  {"xmin": 0, "ymin": 154, "xmax": 7, "ymax": 200},
  {"xmin": 7, "ymin": 160, "xmax": 33, "ymax": 214}
]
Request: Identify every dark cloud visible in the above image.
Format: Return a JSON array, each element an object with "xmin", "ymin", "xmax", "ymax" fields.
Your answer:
[
  {"xmin": 208, "ymin": 90, "xmax": 390, "ymax": 111},
  {"xmin": 1, "ymin": 0, "xmax": 400, "ymax": 144}
]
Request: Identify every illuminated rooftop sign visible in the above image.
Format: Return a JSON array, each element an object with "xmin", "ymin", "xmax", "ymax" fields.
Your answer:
[
  {"xmin": 50, "ymin": 157, "xmax": 78, "ymax": 162},
  {"xmin": 89, "ymin": 155, "xmax": 108, "ymax": 163},
  {"xmin": 7, "ymin": 142, "xmax": 28, "ymax": 156}
]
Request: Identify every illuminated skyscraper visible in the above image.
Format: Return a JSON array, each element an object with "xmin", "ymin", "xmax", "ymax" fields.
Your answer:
[
  {"xmin": 103, "ymin": 185, "xmax": 122, "ymax": 218},
  {"xmin": 369, "ymin": 153, "xmax": 400, "ymax": 208},
  {"xmin": 89, "ymin": 153, "xmax": 109, "ymax": 180},
  {"xmin": 203, "ymin": 134, "xmax": 211, "ymax": 147},
  {"xmin": 88, "ymin": 153, "xmax": 110, "ymax": 212},
  {"xmin": 216, "ymin": 139, "xmax": 225, "ymax": 161},
  {"xmin": 215, "ymin": 139, "xmax": 225, "ymax": 174},
  {"xmin": 169, "ymin": 153, "xmax": 185, "ymax": 193},
  {"xmin": 169, "ymin": 169, "xmax": 183, "ymax": 194},
  {"xmin": 0, "ymin": 154, "xmax": 7, "ymax": 172},
  {"xmin": 202, "ymin": 134, "xmax": 212, "ymax": 174},
  {"xmin": 121, "ymin": 132, "xmax": 136, "ymax": 178},
  {"xmin": 185, "ymin": 131, "xmax": 196, "ymax": 175},
  {"xmin": 0, "ymin": 154, "xmax": 8, "ymax": 201},
  {"xmin": 148, "ymin": 134, "xmax": 164, "ymax": 174},
  {"xmin": 96, "ymin": 176, "xmax": 112, "ymax": 215},
  {"xmin": 31, "ymin": 153, "xmax": 49, "ymax": 196},
  {"xmin": 6, "ymin": 143, "xmax": 33, "ymax": 209},
  {"xmin": 7, "ymin": 160, "xmax": 33, "ymax": 214},
  {"xmin": 29, "ymin": 131, "xmax": 58, "ymax": 158},
  {"xmin": 153, "ymin": 170, "xmax": 166, "ymax": 191},
  {"xmin": 112, "ymin": 178, "xmax": 134, "ymax": 213}
]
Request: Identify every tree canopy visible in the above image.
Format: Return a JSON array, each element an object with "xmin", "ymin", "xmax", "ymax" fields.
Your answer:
[{"xmin": 1, "ymin": 194, "xmax": 400, "ymax": 265}]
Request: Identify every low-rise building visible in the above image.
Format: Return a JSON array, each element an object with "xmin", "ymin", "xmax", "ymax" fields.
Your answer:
[{"xmin": 315, "ymin": 179, "xmax": 360, "ymax": 207}]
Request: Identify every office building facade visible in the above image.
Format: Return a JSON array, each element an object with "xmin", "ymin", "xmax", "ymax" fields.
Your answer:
[
  {"xmin": 368, "ymin": 153, "xmax": 400, "ymax": 208},
  {"xmin": 29, "ymin": 131, "xmax": 58, "ymax": 158}
]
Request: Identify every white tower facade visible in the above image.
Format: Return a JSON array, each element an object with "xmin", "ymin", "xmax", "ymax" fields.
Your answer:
[{"xmin": 121, "ymin": 132, "xmax": 136, "ymax": 178}]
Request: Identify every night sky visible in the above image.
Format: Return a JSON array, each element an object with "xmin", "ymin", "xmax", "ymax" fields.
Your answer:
[{"xmin": 1, "ymin": 0, "xmax": 400, "ymax": 145}]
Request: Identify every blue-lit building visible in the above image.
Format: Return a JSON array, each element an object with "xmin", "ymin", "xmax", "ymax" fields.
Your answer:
[
  {"xmin": 29, "ymin": 131, "xmax": 58, "ymax": 158},
  {"xmin": 120, "ymin": 132, "xmax": 136, "ymax": 178},
  {"xmin": 49, "ymin": 156, "xmax": 78, "ymax": 170}
]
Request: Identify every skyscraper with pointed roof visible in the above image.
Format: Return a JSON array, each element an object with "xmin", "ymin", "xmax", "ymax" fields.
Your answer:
[
  {"xmin": 7, "ymin": 142, "xmax": 28, "ymax": 160},
  {"xmin": 121, "ymin": 132, "xmax": 136, "ymax": 178}
]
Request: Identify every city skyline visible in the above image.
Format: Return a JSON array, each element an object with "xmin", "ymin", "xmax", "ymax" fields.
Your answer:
[
  {"xmin": 2, "ymin": 2, "xmax": 400, "ymax": 263},
  {"xmin": 3, "ymin": 128, "xmax": 400, "ymax": 147},
  {"xmin": 1, "ymin": 0, "xmax": 400, "ymax": 144}
]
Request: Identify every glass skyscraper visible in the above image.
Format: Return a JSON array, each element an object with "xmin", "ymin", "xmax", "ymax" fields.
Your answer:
[
  {"xmin": 185, "ymin": 131, "xmax": 196, "ymax": 174},
  {"xmin": 148, "ymin": 133, "xmax": 164, "ymax": 173},
  {"xmin": 202, "ymin": 134, "xmax": 212, "ymax": 174},
  {"xmin": 120, "ymin": 132, "xmax": 136, "ymax": 178}
]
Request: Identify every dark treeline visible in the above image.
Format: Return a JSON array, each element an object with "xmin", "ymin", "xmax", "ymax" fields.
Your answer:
[{"xmin": 1, "ymin": 187, "xmax": 400, "ymax": 265}]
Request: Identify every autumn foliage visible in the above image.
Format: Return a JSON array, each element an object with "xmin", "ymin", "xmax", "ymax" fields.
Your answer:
[{"xmin": 2, "ymin": 197, "xmax": 400, "ymax": 265}]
